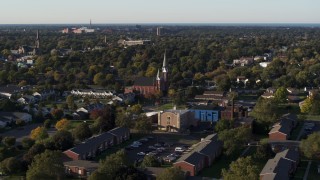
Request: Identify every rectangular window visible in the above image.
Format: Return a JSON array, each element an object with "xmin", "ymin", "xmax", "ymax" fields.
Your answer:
[{"xmin": 166, "ymin": 116, "xmax": 171, "ymax": 125}]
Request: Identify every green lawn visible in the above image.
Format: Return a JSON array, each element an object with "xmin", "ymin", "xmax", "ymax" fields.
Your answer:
[{"xmin": 156, "ymin": 103, "xmax": 186, "ymax": 111}]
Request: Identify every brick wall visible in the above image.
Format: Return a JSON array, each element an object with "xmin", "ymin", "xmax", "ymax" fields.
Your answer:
[
  {"xmin": 174, "ymin": 162, "xmax": 195, "ymax": 176},
  {"xmin": 269, "ymin": 132, "xmax": 287, "ymax": 141},
  {"xmin": 64, "ymin": 150, "xmax": 80, "ymax": 160}
]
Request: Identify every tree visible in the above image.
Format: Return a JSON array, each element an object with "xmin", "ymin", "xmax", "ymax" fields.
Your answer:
[
  {"xmin": 0, "ymin": 157, "xmax": 21, "ymax": 175},
  {"xmin": 91, "ymin": 106, "xmax": 115, "ymax": 133},
  {"xmin": 73, "ymin": 122, "xmax": 92, "ymax": 142},
  {"xmin": 93, "ymin": 72, "xmax": 105, "ymax": 85},
  {"xmin": 141, "ymin": 155, "xmax": 161, "ymax": 168},
  {"xmin": 51, "ymin": 109, "xmax": 64, "ymax": 120},
  {"xmin": 214, "ymin": 119, "xmax": 234, "ymax": 132},
  {"xmin": 2, "ymin": 136, "xmax": 16, "ymax": 147},
  {"xmin": 90, "ymin": 109, "xmax": 104, "ymax": 120},
  {"xmin": 135, "ymin": 115, "xmax": 152, "ymax": 134},
  {"xmin": 129, "ymin": 104, "xmax": 143, "ymax": 114},
  {"xmin": 157, "ymin": 167, "xmax": 185, "ymax": 180},
  {"xmin": 21, "ymin": 137, "xmax": 35, "ymax": 149},
  {"xmin": 30, "ymin": 126, "xmax": 48, "ymax": 141},
  {"xmin": 218, "ymin": 126, "xmax": 251, "ymax": 156},
  {"xmin": 115, "ymin": 111, "xmax": 133, "ymax": 128},
  {"xmin": 222, "ymin": 156, "xmax": 259, "ymax": 180},
  {"xmin": 51, "ymin": 130, "xmax": 74, "ymax": 151},
  {"xmin": 55, "ymin": 118, "xmax": 70, "ymax": 131},
  {"xmin": 23, "ymin": 144, "xmax": 46, "ymax": 164},
  {"xmin": 274, "ymin": 87, "xmax": 288, "ymax": 103},
  {"xmin": 300, "ymin": 132, "xmax": 320, "ymax": 159},
  {"xmin": 26, "ymin": 150, "xmax": 65, "ymax": 180},
  {"xmin": 66, "ymin": 95, "xmax": 75, "ymax": 110},
  {"xmin": 300, "ymin": 93, "xmax": 320, "ymax": 115},
  {"xmin": 89, "ymin": 150, "xmax": 128, "ymax": 180},
  {"xmin": 251, "ymin": 98, "xmax": 279, "ymax": 131},
  {"xmin": 43, "ymin": 119, "xmax": 51, "ymax": 129}
]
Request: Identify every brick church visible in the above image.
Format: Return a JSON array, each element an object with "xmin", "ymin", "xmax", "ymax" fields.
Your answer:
[{"xmin": 125, "ymin": 51, "xmax": 168, "ymax": 96}]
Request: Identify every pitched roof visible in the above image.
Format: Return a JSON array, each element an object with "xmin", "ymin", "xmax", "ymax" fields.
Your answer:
[
  {"xmin": 269, "ymin": 124, "xmax": 291, "ymax": 135},
  {"xmin": 133, "ymin": 77, "xmax": 155, "ymax": 86},
  {"xmin": 191, "ymin": 105, "xmax": 220, "ymax": 111},
  {"xmin": 67, "ymin": 132, "xmax": 114, "ymax": 155},
  {"xmin": 274, "ymin": 149, "xmax": 299, "ymax": 163},
  {"xmin": 260, "ymin": 157, "xmax": 292, "ymax": 176},
  {"xmin": 203, "ymin": 91, "xmax": 225, "ymax": 96},
  {"xmin": 176, "ymin": 151, "xmax": 206, "ymax": 166},
  {"xmin": 108, "ymin": 127, "xmax": 130, "ymax": 137}
]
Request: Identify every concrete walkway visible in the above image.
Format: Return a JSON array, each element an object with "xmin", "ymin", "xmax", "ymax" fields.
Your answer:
[{"xmin": 303, "ymin": 161, "xmax": 312, "ymax": 180}]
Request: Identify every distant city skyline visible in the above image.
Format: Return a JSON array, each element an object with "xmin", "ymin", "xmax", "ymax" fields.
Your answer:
[{"xmin": 0, "ymin": 0, "xmax": 319, "ymax": 24}]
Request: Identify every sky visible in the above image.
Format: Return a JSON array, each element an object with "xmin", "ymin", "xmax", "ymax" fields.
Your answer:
[{"xmin": 0, "ymin": 0, "xmax": 319, "ymax": 24}]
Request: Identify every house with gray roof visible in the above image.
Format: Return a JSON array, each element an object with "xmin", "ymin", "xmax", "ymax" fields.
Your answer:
[
  {"xmin": 173, "ymin": 134, "xmax": 222, "ymax": 176},
  {"xmin": 260, "ymin": 149, "xmax": 299, "ymax": 180}
]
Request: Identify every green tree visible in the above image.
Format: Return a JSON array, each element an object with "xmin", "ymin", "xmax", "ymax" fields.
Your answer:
[
  {"xmin": 222, "ymin": 156, "xmax": 259, "ymax": 180},
  {"xmin": 129, "ymin": 104, "xmax": 143, "ymax": 114},
  {"xmin": 0, "ymin": 157, "xmax": 21, "ymax": 175},
  {"xmin": 23, "ymin": 144, "xmax": 46, "ymax": 164},
  {"xmin": 73, "ymin": 122, "xmax": 92, "ymax": 141},
  {"xmin": 134, "ymin": 115, "xmax": 152, "ymax": 134},
  {"xmin": 251, "ymin": 98, "xmax": 279, "ymax": 131},
  {"xmin": 21, "ymin": 137, "xmax": 35, "ymax": 149},
  {"xmin": 274, "ymin": 87, "xmax": 288, "ymax": 103},
  {"xmin": 157, "ymin": 167, "xmax": 185, "ymax": 180},
  {"xmin": 300, "ymin": 132, "xmax": 320, "ymax": 159},
  {"xmin": 141, "ymin": 155, "xmax": 161, "ymax": 168},
  {"xmin": 52, "ymin": 130, "xmax": 74, "ymax": 151},
  {"xmin": 93, "ymin": 72, "xmax": 105, "ymax": 85},
  {"xmin": 26, "ymin": 150, "xmax": 65, "ymax": 180},
  {"xmin": 2, "ymin": 136, "xmax": 16, "ymax": 147},
  {"xmin": 43, "ymin": 119, "xmax": 51, "ymax": 129},
  {"xmin": 218, "ymin": 126, "xmax": 251, "ymax": 156},
  {"xmin": 115, "ymin": 111, "xmax": 133, "ymax": 128},
  {"xmin": 214, "ymin": 119, "xmax": 234, "ymax": 132},
  {"xmin": 66, "ymin": 95, "xmax": 75, "ymax": 110},
  {"xmin": 89, "ymin": 150, "xmax": 128, "ymax": 180}
]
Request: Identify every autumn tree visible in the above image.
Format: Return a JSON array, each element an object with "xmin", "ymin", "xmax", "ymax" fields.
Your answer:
[
  {"xmin": 222, "ymin": 156, "xmax": 259, "ymax": 180},
  {"xmin": 55, "ymin": 118, "xmax": 70, "ymax": 131},
  {"xmin": 26, "ymin": 150, "xmax": 65, "ymax": 180},
  {"xmin": 30, "ymin": 126, "xmax": 48, "ymax": 141}
]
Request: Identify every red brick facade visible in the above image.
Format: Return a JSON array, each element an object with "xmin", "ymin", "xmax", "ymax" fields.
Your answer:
[
  {"xmin": 64, "ymin": 151, "xmax": 80, "ymax": 160},
  {"xmin": 269, "ymin": 132, "xmax": 287, "ymax": 141},
  {"xmin": 174, "ymin": 162, "xmax": 196, "ymax": 176}
]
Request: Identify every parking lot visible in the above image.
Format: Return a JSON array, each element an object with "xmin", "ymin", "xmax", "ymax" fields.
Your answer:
[{"xmin": 124, "ymin": 133, "xmax": 201, "ymax": 165}]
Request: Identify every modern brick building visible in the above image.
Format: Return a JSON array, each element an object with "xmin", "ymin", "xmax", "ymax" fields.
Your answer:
[
  {"xmin": 158, "ymin": 109, "xmax": 196, "ymax": 133},
  {"xmin": 64, "ymin": 160, "xmax": 98, "ymax": 178}
]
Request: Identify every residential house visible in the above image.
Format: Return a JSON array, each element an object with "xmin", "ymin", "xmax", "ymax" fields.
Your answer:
[
  {"xmin": 268, "ymin": 114, "xmax": 296, "ymax": 141},
  {"xmin": 17, "ymin": 95, "xmax": 35, "ymax": 104},
  {"xmin": 260, "ymin": 149, "xmax": 299, "ymax": 180},
  {"xmin": 189, "ymin": 105, "xmax": 220, "ymax": 123},
  {"xmin": 158, "ymin": 110, "xmax": 196, "ymax": 133},
  {"xmin": 73, "ymin": 107, "xmax": 89, "ymax": 120},
  {"xmin": 0, "ymin": 85, "xmax": 28, "ymax": 99},
  {"xmin": 173, "ymin": 134, "xmax": 223, "ymax": 176},
  {"xmin": 261, "ymin": 92, "xmax": 275, "ymax": 99},
  {"xmin": 64, "ymin": 160, "xmax": 98, "ymax": 178},
  {"xmin": 0, "ymin": 112, "xmax": 32, "ymax": 127},
  {"xmin": 233, "ymin": 57, "xmax": 254, "ymax": 66},
  {"xmin": 286, "ymin": 88, "xmax": 299, "ymax": 95}
]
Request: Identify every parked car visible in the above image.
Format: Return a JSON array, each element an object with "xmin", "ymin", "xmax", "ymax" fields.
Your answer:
[
  {"xmin": 133, "ymin": 141, "xmax": 142, "ymax": 145},
  {"xmin": 154, "ymin": 143, "xmax": 162, "ymax": 147},
  {"xmin": 137, "ymin": 152, "xmax": 146, "ymax": 156},
  {"xmin": 163, "ymin": 156, "xmax": 176, "ymax": 162},
  {"xmin": 139, "ymin": 138, "xmax": 149, "ymax": 142},
  {"xmin": 175, "ymin": 147, "xmax": 185, "ymax": 152},
  {"xmin": 131, "ymin": 144, "xmax": 140, "ymax": 148}
]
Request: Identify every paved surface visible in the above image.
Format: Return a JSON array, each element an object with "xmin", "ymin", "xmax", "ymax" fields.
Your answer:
[
  {"xmin": 240, "ymin": 146, "xmax": 251, "ymax": 157},
  {"xmin": 0, "ymin": 123, "xmax": 56, "ymax": 144},
  {"xmin": 303, "ymin": 161, "xmax": 312, "ymax": 180},
  {"xmin": 296, "ymin": 124, "xmax": 305, "ymax": 140}
]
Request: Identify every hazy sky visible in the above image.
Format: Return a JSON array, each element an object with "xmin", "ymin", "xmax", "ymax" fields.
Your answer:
[{"xmin": 0, "ymin": 0, "xmax": 319, "ymax": 24}]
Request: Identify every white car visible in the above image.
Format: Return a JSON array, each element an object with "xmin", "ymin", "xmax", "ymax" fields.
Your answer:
[
  {"xmin": 175, "ymin": 147, "xmax": 185, "ymax": 152},
  {"xmin": 133, "ymin": 141, "xmax": 142, "ymax": 145},
  {"xmin": 148, "ymin": 146, "xmax": 156, "ymax": 149},
  {"xmin": 137, "ymin": 152, "xmax": 146, "ymax": 156}
]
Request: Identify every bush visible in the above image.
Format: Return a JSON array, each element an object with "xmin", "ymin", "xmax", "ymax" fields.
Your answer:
[
  {"xmin": 21, "ymin": 137, "xmax": 35, "ymax": 149},
  {"xmin": 2, "ymin": 136, "xmax": 16, "ymax": 147}
]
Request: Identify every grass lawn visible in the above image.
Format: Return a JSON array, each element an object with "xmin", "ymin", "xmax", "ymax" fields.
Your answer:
[
  {"xmin": 304, "ymin": 115, "xmax": 320, "ymax": 121},
  {"xmin": 290, "ymin": 122, "xmax": 304, "ymax": 140},
  {"xmin": 156, "ymin": 103, "xmax": 186, "ymax": 111},
  {"xmin": 69, "ymin": 120, "xmax": 94, "ymax": 129}
]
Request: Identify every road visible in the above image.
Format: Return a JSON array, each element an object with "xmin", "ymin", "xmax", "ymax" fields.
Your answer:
[{"xmin": 0, "ymin": 123, "xmax": 56, "ymax": 144}]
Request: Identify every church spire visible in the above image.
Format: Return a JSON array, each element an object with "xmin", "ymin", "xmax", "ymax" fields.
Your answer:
[
  {"xmin": 35, "ymin": 30, "xmax": 40, "ymax": 48},
  {"xmin": 156, "ymin": 69, "xmax": 160, "ymax": 81},
  {"xmin": 162, "ymin": 50, "xmax": 167, "ymax": 73}
]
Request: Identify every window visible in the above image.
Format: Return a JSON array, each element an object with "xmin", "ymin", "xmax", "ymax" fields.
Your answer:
[{"xmin": 166, "ymin": 116, "xmax": 171, "ymax": 125}]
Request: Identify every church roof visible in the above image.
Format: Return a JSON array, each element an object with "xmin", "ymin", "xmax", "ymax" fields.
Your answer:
[{"xmin": 133, "ymin": 77, "xmax": 156, "ymax": 86}]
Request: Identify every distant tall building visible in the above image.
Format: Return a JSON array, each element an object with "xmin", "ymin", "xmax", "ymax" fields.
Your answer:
[
  {"xmin": 90, "ymin": 19, "xmax": 92, "ymax": 29},
  {"xmin": 35, "ymin": 30, "xmax": 40, "ymax": 48},
  {"xmin": 104, "ymin": 35, "xmax": 107, "ymax": 44},
  {"xmin": 157, "ymin": 27, "xmax": 162, "ymax": 36}
]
